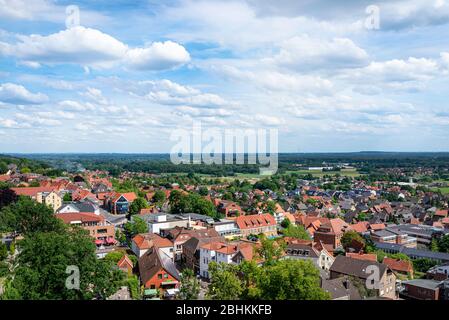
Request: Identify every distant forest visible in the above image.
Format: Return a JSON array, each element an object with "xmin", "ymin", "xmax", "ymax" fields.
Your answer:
[{"xmin": 5, "ymin": 152, "xmax": 449, "ymax": 177}]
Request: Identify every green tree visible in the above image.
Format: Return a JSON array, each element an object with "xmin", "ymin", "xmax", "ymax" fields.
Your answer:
[
  {"xmin": 63, "ymin": 193, "xmax": 72, "ymax": 202},
  {"xmin": 104, "ymin": 250, "xmax": 125, "ymax": 264},
  {"xmin": 280, "ymin": 218, "xmax": 291, "ymax": 228},
  {"xmin": 129, "ymin": 197, "xmax": 149, "ymax": 216},
  {"xmin": 152, "ymin": 190, "xmax": 166, "ymax": 204},
  {"xmin": 0, "ymin": 197, "xmax": 64, "ymax": 236},
  {"xmin": 0, "ymin": 187, "xmax": 18, "ymax": 210},
  {"xmin": 207, "ymin": 262, "xmax": 243, "ymax": 300},
  {"xmin": 3, "ymin": 228, "xmax": 124, "ymax": 300},
  {"xmin": 124, "ymin": 216, "xmax": 148, "ymax": 237},
  {"xmin": 437, "ymin": 235, "xmax": 449, "ymax": 253},
  {"xmin": 340, "ymin": 230, "xmax": 365, "ymax": 251},
  {"xmin": 282, "ymin": 224, "xmax": 311, "ymax": 240},
  {"xmin": 257, "ymin": 236, "xmax": 285, "ymax": 265},
  {"xmin": 179, "ymin": 268, "xmax": 200, "ymax": 300},
  {"xmin": 20, "ymin": 167, "xmax": 31, "ymax": 174},
  {"xmin": 198, "ymin": 187, "xmax": 209, "ymax": 197},
  {"xmin": 258, "ymin": 259, "xmax": 330, "ymax": 300},
  {"xmin": 0, "ymin": 162, "xmax": 8, "ymax": 174},
  {"xmin": 0, "ymin": 242, "xmax": 7, "ymax": 261},
  {"xmin": 127, "ymin": 275, "xmax": 141, "ymax": 300}
]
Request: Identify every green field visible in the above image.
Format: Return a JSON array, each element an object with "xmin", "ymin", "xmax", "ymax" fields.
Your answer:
[
  {"xmin": 430, "ymin": 187, "xmax": 449, "ymax": 194},
  {"xmin": 284, "ymin": 169, "xmax": 362, "ymax": 177}
]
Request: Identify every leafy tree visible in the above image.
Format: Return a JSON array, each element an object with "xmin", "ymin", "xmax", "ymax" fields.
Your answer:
[
  {"xmin": 258, "ymin": 259, "xmax": 330, "ymax": 300},
  {"xmin": 257, "ymin": 236, "xmax": 285, "ymax": 265},
  {"xmin": 3, "ymin": 228, "xmax": 124, "ymax": 300},
  {"xmin": 341, "ymin": 230, "xmax": 365, "ymax": 251},
  {"xmin": 0, "ymin": 197, "xmax": 65, "ymax": 236},
  {"xmin": 129, "ymin": 197, "xmax": 149, "ymax": 216},
  {"xmin": 0, "ymin": 162, "xmax": 8, "ymax": 174},
  {"xmin": 280, "ymin": 218, "xmax": 291, "ymax": 228},
  {"xmin": 20, "ymin": 167, "xmax": 31, "ymax": 174},
  {"xmin": 207, "ymin": 262, "xmax": 243, "ymax": 300},
  {"xmin": 198, "ymin": 186, "xmax": 209, "ymax": 197},
  {"xmin": 124, "ymin": 216, "xmax": 148, "ymax": 237},
  {"xmin": 63, "ymin": 193, "xmax": 72, "ymax": 202},
  {"xmin": 0, "ymin": 242, "xmax": 7, "ymax": 261},
  {"xmin": 104, "ymin": 251, "xmax": 125, "ymax": 264},
  {"xmin": 179, "ymin": 268, "xmax": 200, "ymax": 300},
  {"xmin": 127, "ymin": 275, "xmax": 141, "ymax": 300},
  {"xmin": 413, "ymin": 258, "xmax": 438, "ymax": 273},
  {"xmin": 437, "ymin": 235, "xmax": 449, "ymax": 253},
  {"xmin": 0, "ymin": 187, "xmax": 18, "ymax": 210},
  {"xmin": 152, "ymin": 190, "xmax": 166, "ymax": 204},
  {"xmin": 282, "ymin": 224, "xmax": 311, "ymax": 240}
]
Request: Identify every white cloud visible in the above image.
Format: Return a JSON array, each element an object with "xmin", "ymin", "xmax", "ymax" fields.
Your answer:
[
  {"xmin": 131, "ymin": 79, "xmax": 230, "ymax": 108},
  {"xmin": 59, "ymin": 100, "xmax": 95, "ymax": 111},
  {"xmin": 0, "ymin": 82, "xmax": 48, "ymax": 104},
  {"xmin": 271, "ymin": 36, "xmax": 369, "ymax": 71},
  {"xmin": 126, "ymin": 41, "xmax": 190, "ymax": 70},
  {"xmin": 0, "ymin": 26, "xmax": 190, "ymax": 70}
]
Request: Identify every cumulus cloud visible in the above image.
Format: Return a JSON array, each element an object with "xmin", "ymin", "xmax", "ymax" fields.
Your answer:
[
  {"xmin": 271, "ymin": 36, "xmax": 369, "ymax": 71},
  {"xmin": 0, "ymin": 82, "xmax": 48, "ymax": 104},
  {"xmin": 0, "ymin": 26, "xmax": 190, "ymax": 70},
  {"xmin": 126, "ymin": 41, "xmax": 190, "ymax": 70},
  {"xmin": 130, "ymin": 79, "xmax": 230, "ymax": 108}
]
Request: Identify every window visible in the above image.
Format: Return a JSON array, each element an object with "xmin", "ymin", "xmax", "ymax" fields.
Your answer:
[
  {"xmin": 158, "ymin": 274, "xmax": 162, "ymax": 279},
  {"xmin": 164, "ymin": 274, "xmax": 168, "ymax": 278}
]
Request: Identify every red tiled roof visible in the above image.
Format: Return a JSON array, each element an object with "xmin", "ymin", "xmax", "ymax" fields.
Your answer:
[
  {"xmin": 350, "ymin": 221, "xmax": 369, "ymax": 233},
  {"xmin": 11, "ymin": 187, "xmax": 55, "ymax": 197},
  {"xmin": 369, "ymin": 223, "xmax": 386, "ymax": 231},
  {"xmin": 346, "ymin": 252, "xmax": 377, "ymax": 262},
  {"xmin": 383, "ymin": 257, "xmax": 413, "ymax": 273},
  {"xmin": 112, "ymin": 192, "xmax": 137, "ymax": 203},
  {"xmin": 235, "ymin": 213, "xmax": 276, "ymax": 230},
  {"xmin": 0, "ymin": 174, "xmax": 11, "ymax": 182},
  {"xmin": 132, "ymin": 233, "xmax": 173, "ymax": 250},
  {"xmin": 56, "ymin": 212, "xmax": 104, "ymax": 224}
]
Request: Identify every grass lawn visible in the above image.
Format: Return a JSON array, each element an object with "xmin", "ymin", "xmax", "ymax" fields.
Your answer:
[
  {"xmin": 284, "ymin": 168, "xmax": 362, "ymax": 178},
  {"xmin": 430, "ymin": 187, "xmax": 449, "ymax": 194}
]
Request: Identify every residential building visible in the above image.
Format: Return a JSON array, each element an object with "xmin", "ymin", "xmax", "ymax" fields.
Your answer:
[
  {"xmin": 183, "ymin": 235, "xmax": 226, "ymax": 274},
  {"xmin": 131, "ymin": 233, "xmax": 174, "ymax": 258},
  {"xmin": 165, "ymin": 227, "xmax": 220, "ymax": 261},
  {"xmin": 329, "ymin": 255, "xmax": 397, "ymax": 299},
  {"xmin": 235, "ymin": 213, "xmax": 277, "ymax": 237},
  {"xmin": 106, "ymin": 192, "xmax": 137, "ymax": 214},
  {"xmin": 55, "ymin": 212, "xmax": 115, "ymax": 246},
  {"xmin": 313, "ymin": 218, "xmax": 349, "ymax": 250},
  {"xmin": 138, "ymin": 247, "xmax": 180, "ymax": 293},
  {"xmin": 283, "ymin": 240, "xmax": 334, "ymax": 271},
  {"xmin": 400, "ymin": 279, "xmax": 442, "ymax": 300},
  {"xmin": 212, "ymin": 219, "xmax": 240, "ymax": 237},
  {"xmin": 199, "ymin": 241, "xmax": 255, "ymax": 279}
]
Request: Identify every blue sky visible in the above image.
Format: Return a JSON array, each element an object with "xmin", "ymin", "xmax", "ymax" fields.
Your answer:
[{"xmin": 1, "ymin": 0, "xmax": 449, "ymax": 153}]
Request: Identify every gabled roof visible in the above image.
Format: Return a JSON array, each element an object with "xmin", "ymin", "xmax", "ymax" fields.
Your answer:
[
  {"xmin": 330, "ymin": 255, "xmax": 388, "ymax": 280},
  {"xmin": 112, "ymin": 192, "xmax": 137, "ymax": 203},
  {"xmin": 117, "ymin": 254, "xmax": 134, "ymax": 269},
  {"xmin": 56, "ymin": 212, "xmax": 104, "ymax": 224},
  {"xmin": 138, "ymin": 248, "xmax": 180, "ymax": 285},
  {"xmin": 235, "ymin": 213, "xmax": 276, "ymax": 230},
  {"xmin": 11, "ymin": 187, "xmax": 55, "ymax": 197},
  {"xmin": 383, "ymin": 257, "xmax": 413, "ymax": 273},
  {"xmin": 132, "ymin": 233, "xmax": 173, "ymax": 250}
]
